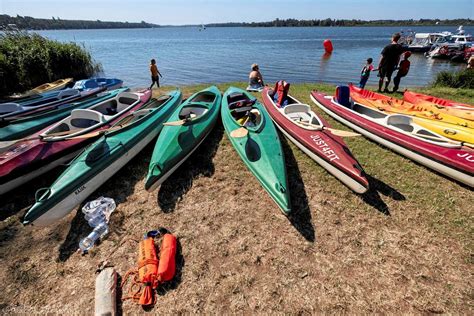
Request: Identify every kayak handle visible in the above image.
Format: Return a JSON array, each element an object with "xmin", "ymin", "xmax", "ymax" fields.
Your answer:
[{"xmin": 35, "ymin": 187, "xmax": 51, "ymax": 202}]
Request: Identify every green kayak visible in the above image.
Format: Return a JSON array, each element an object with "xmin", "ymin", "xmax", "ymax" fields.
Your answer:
[
  {"xmin": 23, "ymin": 90, "xmax": 182, "ymax": 226},
  {"xmin": 0, "ymin": 88, "xmax": 128, "ymax": 141},
  {"xmin": 221, "ymin": 87, "xmax": 290, "ymax": 214},
  {"xmin": 145, "ymin": 86, "xmax": 222, "ymax": 191}
]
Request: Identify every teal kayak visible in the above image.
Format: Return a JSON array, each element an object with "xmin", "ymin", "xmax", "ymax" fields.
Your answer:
[
  {"xmin": 23, "ymin": 91, "xmax": 182, "ymax": 226},
  {"xmin": 221, "ymin": 87, "xmax": 290, "ymax": 214},
  {"xmin": 0, "ymin": 88, "xmax": 128, "ymax": 141},
  {"xmin": 145, "ymin": 86, "xmax": 221, "ymax": 191}
]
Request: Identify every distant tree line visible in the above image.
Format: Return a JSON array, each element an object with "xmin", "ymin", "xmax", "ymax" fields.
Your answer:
[
  {"xmin": 0, "ymin": 14, "xmax": 158, "ymax": 30},
  {"xmin": 206, "ymin": 18, "xmax": 473, "ymax": 27}
]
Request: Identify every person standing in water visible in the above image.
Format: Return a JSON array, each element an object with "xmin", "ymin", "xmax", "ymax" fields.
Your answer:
[{"xmin": 149, "ymin": 59, "xmax": 162, "ymax": 89}]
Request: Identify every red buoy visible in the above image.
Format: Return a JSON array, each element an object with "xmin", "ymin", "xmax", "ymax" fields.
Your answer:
[{"xmin": 323, "ymin": 39, "xmax": 333, "ymax": 53}]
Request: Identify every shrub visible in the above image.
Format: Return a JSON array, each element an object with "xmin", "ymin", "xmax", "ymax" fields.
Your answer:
[
  {"xmin": 0, "ymin": 31, "xmax": 102, "ymax": 96},
  {"xmin": 432, "ymin": 68, "xmax": 474, "ymax": 89}
]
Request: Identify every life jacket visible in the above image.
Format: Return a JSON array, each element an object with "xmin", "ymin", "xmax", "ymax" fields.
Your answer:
[
  {"xmin": 273, "ymin": 80, "xmax": 290, "ymax": 107},
  {"xmin": 122, "ymin": 231, "xmax": 177, "ymax": 306}
]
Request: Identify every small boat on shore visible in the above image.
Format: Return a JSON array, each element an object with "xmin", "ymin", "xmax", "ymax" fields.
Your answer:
[
  {"xmin": 0, "ymin": 90, "xmax": 151, "ymax": 196},
  {"xmin": 0, "ymin": 88, "xmax": 128, "ymax": 141},
  {"xmin": 221, "ymin": 87, "xmax": 291, "ymax": 214},
  {"xmin": 23, "ymin": 91, "xmax": 181, "ymax": 226},
  {"xmin": 311, "ymin": 88, "xmax": 474, "ymax": 187},
  {"xmin": 145, "ymin": 86, "xmax": 221, "ymax": 191},
  {"xmin": 0, "ymin": 77, "xmax": 122, "ymax": 120},
  {"xmin": 7, "ymin": 78, "xmax": 74, "ymax": 100},
  {"xmin": 348, "ymin": 85, "xmax": 474, "ymax": 144},
  {"xmin": 261, "ymin": 86, "xmax": 368, "ymax": 194}
]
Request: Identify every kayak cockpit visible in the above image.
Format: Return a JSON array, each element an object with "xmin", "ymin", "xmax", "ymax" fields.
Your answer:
[
  {"xmin": 179, "ymin": 104, "xmax": 209, "ymax": 121},
  {"xmin": 226, "ymin": 92, "xmax": 262, "ymax": 129},
  {"xmin": 283, "ymin": 103, "xmax": 323, "ymax": 129},
  {"xmin": 40, "ymin": 92, "xmax": 140, "ymax": 140}
]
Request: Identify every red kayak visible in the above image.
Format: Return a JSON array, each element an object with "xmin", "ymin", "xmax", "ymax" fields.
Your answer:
[
  {"xmin": 404, "ymin": 90, "xmax": 473, "ymax": 110},
  {"xmin": 262, "ymin": 85, "xmax": 368, "ymax": 193},
  {"xmin": 310, "ymin": 90, "xmax": 474, "ymax": 187},
  {"xmin": 0, "ymin": 90, "xmax": 151, "ymax": 195}
]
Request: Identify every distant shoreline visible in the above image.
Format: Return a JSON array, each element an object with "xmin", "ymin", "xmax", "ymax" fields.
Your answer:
[{"xmin": 1, "ymin": 14, "xmax": 472, "ymax": 31}]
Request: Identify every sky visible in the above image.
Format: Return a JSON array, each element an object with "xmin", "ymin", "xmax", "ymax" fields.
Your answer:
[{"xmin": 1, "ymin": 0, "xmax": 473, "ymax": 25}]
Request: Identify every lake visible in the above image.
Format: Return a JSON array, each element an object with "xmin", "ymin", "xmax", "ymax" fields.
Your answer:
[{"xmin": 37, "ymin": 26, "xmax": 472, "ymax": 88}]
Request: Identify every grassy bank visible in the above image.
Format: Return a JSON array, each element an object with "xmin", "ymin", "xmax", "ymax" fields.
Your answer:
[
  {"xmin": 0, "ymin": 32, "xmax": 102, "ymax": 96},
  {"xmin": 0, "ymin": 82, "xmax": 472, "ymax": 314}
]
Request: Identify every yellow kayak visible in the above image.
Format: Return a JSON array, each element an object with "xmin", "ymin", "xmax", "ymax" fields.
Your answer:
[
  {"xmin": 348, "ymin": 88, "xmax": 474, "ymax": 144},
  {"xmin": 409, "ymin": 101, "xmax": 474, "ymax": 122},
  {"xmin": 350, "ymin": 93, "xmax": 474, "ymax": 129},
  {"xmin": 31, "ymin": 78, "xmax": 74, "ymax": 94},
  {"xmin": 413, "ymin": 117, "xmax": 474, "ymax": 144}
]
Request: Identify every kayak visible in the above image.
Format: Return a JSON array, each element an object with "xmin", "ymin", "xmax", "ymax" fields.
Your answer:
[
  {"xmin": 0, "ymin": 88, "xmax": 128, "ymax": 141},
  {"xmin": 404, "ymin": 90, "xmax": 474, "ymax": 110},
  {"xmin": 23, "ymin": 91, "xmax": 182, "ymax": 226},
  {"xmin": 349, "ymin": 85, "xmax": 474, "ymax": 128},
  {"xmin": 311, "ymin": 89, "xmax": 474, "ymax": 187},
  {"xmin": 7, "ymin": 78, "xmax": 73, "ymax": 100},
  {"xmin": 145, "ymin": 86, "xmax": 221, "ymax": 191},
  {"xmin": 73, "ymin": 78, "xmax": 123, "ymax": 91},
  {"xmin": 349, "ymin": 85, "xmax": 474, "ymax": 143},
  {"xmin": 0, "ymin": 78, "xmax": 122, "ymax": 120},
  {"xmin": 261, "ymin": 87, "xmax": 368, "ymax": 194},
  {"xmin": 32, "ymin": 78, "xmax": 74, "ymax": 94},
  {"xmin": 0, "ymin": 90, "xmax": 151, "ymax": 195},
  {"xmin": 221, "ymin": 87, "xmax": 291, "ymax": 214}
]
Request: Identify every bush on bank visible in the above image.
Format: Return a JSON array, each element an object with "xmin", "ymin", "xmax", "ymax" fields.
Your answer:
[
  {"xmin": 432, "ymin": 68, "xmax": 474, "ymax": 89},
  {"xmin": 0, "ymin": 31, "xmax": 102, "ymax": 96}
]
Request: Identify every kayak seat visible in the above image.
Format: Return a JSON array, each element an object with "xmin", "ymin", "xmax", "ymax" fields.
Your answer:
[
  {"xmin": 386, "ymin": 115, "xmax": 414, "ymax": 133},
  {"xmin": 69, "ymin": 109, "xmax": 105, "ymax": 128},
  {"xmin": 0, "ymin": 103, "xmax": 21, "ymax": 115},
  {"xmin": 191, "ymin": 92, "xmax": 216, "ymax": 103}
]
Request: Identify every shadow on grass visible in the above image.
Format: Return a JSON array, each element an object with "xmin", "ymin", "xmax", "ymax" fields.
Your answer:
[
  {"xmin": 360, "ymin": 174, "xmax": 406, "ymax": 215},
  {"xmin": 280, "ymin": 136, "xmax": 315, "ymax": 242},
  {"xmin": 57, "ymin": 141, "xmax": 156, "ymax": 262},
  {"xmin": 157, "ymin": 119, "xmax": 224, "ymax": 213}
]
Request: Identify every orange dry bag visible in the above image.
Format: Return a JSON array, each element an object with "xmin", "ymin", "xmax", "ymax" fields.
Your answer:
[
  {"xmin": 121, "ymin": 229, "xmax": 177, "ymax": 307},
  {"xmin": 157, "ymin": 234, "xmax": 177, "ymax": 282},
  {"xmin": 138, "ymin": 237, "xmax": 159, "ymax": 305}
]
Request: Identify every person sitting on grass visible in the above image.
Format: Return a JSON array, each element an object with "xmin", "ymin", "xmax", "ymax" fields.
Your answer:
[
  {"xmin": 392, "ymin": 51, "xmax": 411, "ymax": 93},
  {"xmin": 359, "ymin": 58, "xmax": 375, "ymax": 89},
  {"xmin": 247, "ymin": 63, "xmax": 264, "ymax": 91},
  {"xmin": 149, "ymin": 59, "xmax": 162, "ymax": 89}
]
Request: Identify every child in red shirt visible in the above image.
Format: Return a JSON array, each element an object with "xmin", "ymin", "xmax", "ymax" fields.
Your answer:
[{"xmin": 393, "ymin": 52, "xmax": 411, "ymax": 92}]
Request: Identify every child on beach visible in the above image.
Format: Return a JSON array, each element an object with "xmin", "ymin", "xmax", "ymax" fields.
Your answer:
[
  {"xmin": 359, "ymin": 58, "xmax": 374, "ymax": 89},
  {"xmin": 392, "ymin": 51, "xmax": 411, "ymax": 93},
  {"xmin": 149, "ymin": 59, "xmax": 162, "ymax": 89}
]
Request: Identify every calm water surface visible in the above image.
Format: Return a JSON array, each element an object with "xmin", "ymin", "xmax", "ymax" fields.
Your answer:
[{"xmin": 38, "ymin": 26, "xmax": 473, "ymax": 88}]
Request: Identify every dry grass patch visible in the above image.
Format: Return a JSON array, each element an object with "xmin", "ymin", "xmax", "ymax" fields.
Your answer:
[{"xmin": 0, "ymin": 82, "xmax": 472, "ymax": 314}]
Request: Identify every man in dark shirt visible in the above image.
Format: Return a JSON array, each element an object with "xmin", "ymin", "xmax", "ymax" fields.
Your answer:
[{"xmin": 378, "ymin": 33, "xmax": 404, "ymax": 92}]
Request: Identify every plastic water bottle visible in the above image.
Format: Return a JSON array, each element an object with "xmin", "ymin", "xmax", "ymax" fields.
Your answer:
[
  {"xmin": 78, "ymin": 222, "xmax": 109, "ymax": 253},
  {"xmin": 82, "ymin": 197, "xmax": 116, "ymax": 227},
  {"xmin": 78, "ymin": 197, "xmax": 115, "ymax": 254}
]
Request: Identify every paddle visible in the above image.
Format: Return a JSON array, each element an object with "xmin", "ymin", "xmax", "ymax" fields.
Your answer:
[
  {"xmin": 409, "ymin": 132, "xmax": 474, "ymax": 149},
  {"xmin": 163, "ymin": 113, "xmax": 197, "ymax": 126},
  {"xmin": 63, "ymin": 125, "xmax": 124, "ymax": 140},
  {"xmin": 229, "ymin": 115, "xmax": 251, "ymax": 138},
  {"xmin": 0, "ymin": 130, "xmax": 87, "ymax": 150},
  {"xmin": 298, "ymin": 121, "xmax": 361, "ymax": 137}
]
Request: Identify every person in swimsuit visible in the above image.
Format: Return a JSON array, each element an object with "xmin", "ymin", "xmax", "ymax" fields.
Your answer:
[
  {"xmin": 149, "ymin": 59, "xmax": 162, "ymax": 89},
  {"xmin": 248, "ymin": 63, "xmax": 264, "ymax": 90}
]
